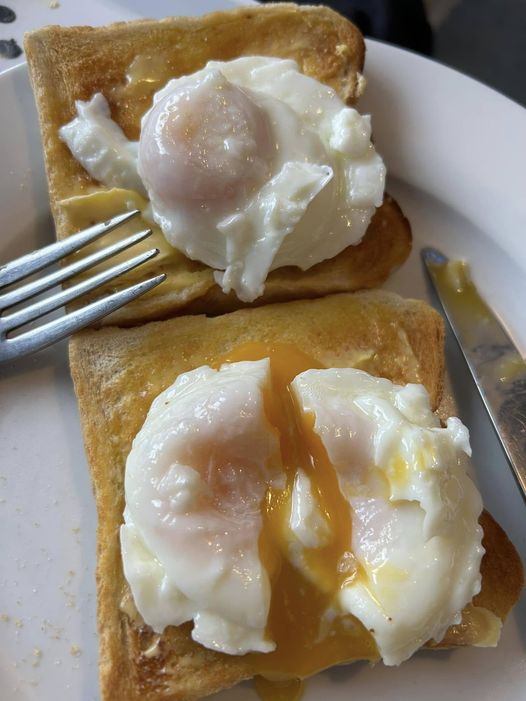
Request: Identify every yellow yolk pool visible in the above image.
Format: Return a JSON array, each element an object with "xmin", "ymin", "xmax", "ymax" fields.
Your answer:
[{"xmin": 217, "ymin": 343, "xmax": 378, "ymax": 684}]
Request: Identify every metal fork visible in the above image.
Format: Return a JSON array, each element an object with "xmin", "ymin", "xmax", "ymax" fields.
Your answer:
[{"xmin": 0, "ymin": 210, "xmax": 165, "ymax": 364}]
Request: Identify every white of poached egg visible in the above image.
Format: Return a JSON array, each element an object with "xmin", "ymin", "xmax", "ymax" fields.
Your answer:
[
  {"xmin": 121, "ymin": 358, "xmax": 282, "ymax": 655},
  {"xmin": 121, "ymin": 346, "xmax": 484, "ymax": 674},
  {"xmin": 291, "ymin": 367, "xmax": 484, "ymax": 665},
  {"xmin": 59, "ymin": 57, "xmax": 385, "ymax": 302}
]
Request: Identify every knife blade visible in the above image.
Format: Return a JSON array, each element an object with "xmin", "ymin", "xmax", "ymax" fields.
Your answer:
[{"xmin": 421, "ymin": 247, "xmax": 526, "ymax": 501}]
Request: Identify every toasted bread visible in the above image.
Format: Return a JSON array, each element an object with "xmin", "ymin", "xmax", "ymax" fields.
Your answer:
[
  {"xmin": 24, "ymin": 4, "xmax": 411, "ymax": 326},
  {"xmin": 69, "ymin": 290, "xmax": 523, "ymax": 701}
]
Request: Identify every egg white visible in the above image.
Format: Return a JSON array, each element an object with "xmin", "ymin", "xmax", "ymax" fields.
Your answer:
[
  {"xmin": 121, "ymin": 359, "xmax": 281, "ymax": 655},
  {"xmin": 60, "ymin": 57, "xmax": 385, "ymax": 302},
  {"xmin": 139, "ymin": 57, "xmax": 385, "ymax": 301},
  {"xmin": 291, "ymin": 368, "xmax": 484, "ymax": 665}
]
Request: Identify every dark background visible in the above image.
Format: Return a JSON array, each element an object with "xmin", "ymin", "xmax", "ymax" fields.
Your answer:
[
  {"xmin": 431, "ymin": 0, "xmax": 526, "ymax": 107},
  {"xmin": 262, "ymin": 0, "xmax": 526, "ymax": 107}
]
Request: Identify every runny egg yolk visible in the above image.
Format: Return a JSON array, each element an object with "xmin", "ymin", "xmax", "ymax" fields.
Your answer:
[
  {"xmin": 139, "ymin": 70, "xmax": 272, "ymax": 203},
  {"xmin": 216, "ymin": 343, "xmax": 378, "ymax": 690}
]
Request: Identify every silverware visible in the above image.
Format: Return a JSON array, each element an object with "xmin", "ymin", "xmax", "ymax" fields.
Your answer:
[
  {"xmin": 422, "ymin": 247, "xmax": 526, "ymax": 501},
  {"xmin": 0, "ymin": 210, "xmax": 165, "ymax": 363}
]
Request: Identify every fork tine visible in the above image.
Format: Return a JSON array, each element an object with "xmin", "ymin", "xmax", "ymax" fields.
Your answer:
[
  {"xmin": 2, "ymin": 247, "xmax": 160, "ymax": 333},
  {"xmin": 0, "ymin": 228, "xmax": 153, "ymax": 311},
  {"xmin": 0, "ymin": 274, "xmax": 166, "ymax": 363},
  {"xmin": 0, "ymin": 209, "xmax": 141, "ymax": 289}
]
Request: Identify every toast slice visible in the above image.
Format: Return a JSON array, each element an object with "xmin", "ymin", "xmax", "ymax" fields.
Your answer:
[
  {"xmin": 69, "ymin": 290, "xmax": 523, "ymax": 701},
  {"xmin": 24, "ymin": 4, "xmax": 411, "ymax": 326}
]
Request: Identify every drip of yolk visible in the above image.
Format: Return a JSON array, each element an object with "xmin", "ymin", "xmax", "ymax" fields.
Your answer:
[
  {"xmin": 255, "ymin": 677, "xmax": 304, "ymax": 701},
  {"xmin": 217, "ymin": 342, "xmax": 378, "ymax": 695}
]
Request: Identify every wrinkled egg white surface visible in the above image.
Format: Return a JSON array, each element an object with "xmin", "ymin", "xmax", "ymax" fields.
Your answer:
[
  {"xmin": 291, "ymin": 368, "xmax": 484, "ymax": 665},
  {"xmin": 121, "ymin": 359, "xmax": 281, "ymax": 655},
  {"xmin": 59, "ymin": 57, "xmax": 385, "ymax": 302},
  {"xmin": 121, "ymin": 362, "xmax": 483, "ymax": 664}
]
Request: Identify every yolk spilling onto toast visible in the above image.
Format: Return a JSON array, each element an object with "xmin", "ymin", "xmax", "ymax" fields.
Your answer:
[{"xmin": 217, "ymin": 343, "xmax": 378, "ymax": 693}]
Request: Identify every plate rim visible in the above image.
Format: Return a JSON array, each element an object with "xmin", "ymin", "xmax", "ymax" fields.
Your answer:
[{"xmin": 1, "ymin": 27, "xmax": 525, "ymax": 701}]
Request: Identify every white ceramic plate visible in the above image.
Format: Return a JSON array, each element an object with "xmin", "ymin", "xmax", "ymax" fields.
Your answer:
[{"xmin": 1, "ymin": 6, "xmax": 525, "ymax": 700}]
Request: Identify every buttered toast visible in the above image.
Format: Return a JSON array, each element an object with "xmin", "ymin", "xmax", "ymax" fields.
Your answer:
[
  {"xmin": 69, "ymin": 290, "xmax": 523, "ymax": 701},
  {"xmin": 24, "ymin": 4, "xmax": 411, "ymax": 325},
  {"xmin": 23, "ymin": 5, "xmax": 523, "ymax": 699}
]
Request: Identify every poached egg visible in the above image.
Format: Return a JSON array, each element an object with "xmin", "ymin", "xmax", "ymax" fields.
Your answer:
[
  {"xmin": 121, "ymin": 343, "xmax": 484, "ymax": 679},
  {"xmin": 121, "ymin": 358, "xmax": 281, "ymax": 655},
  {"xmin": 60, "ymin": 57, "xmax": 385, "ymax": 302}
]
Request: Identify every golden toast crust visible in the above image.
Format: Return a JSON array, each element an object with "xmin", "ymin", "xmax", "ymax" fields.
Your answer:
[
  {"xmin": 92, "ymin": 193, "xmax": 411, "ymax": 326},
  {"xmin": 69, "ymin": 291, "xmax": 523, "ymax": 701},
  {"xmin": 24, "ymin": 3, "xmax": 364, "ymax": 218},
  {"xmin": 23, "ymin": 5, "xmax": 412, "ymax": 325}
]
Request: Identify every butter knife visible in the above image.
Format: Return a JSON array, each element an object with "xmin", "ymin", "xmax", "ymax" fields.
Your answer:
[{"xmin": 421, "ymin": 247, "xmax": 526, "ymax": 501}]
